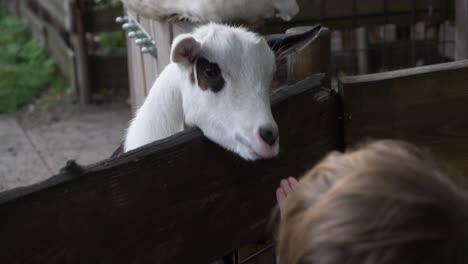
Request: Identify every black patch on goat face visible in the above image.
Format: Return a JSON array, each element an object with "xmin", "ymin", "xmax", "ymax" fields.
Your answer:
[{"xmin": 195, "ymin": 58, "xmax": 225, "ymax": 92}]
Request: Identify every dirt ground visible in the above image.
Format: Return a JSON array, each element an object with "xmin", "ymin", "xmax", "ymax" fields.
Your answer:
[{"xmin": 0, "ymin": 91, "xmax": 132, "ymax": 192}]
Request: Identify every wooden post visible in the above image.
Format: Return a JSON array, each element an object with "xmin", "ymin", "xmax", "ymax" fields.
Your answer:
[
  {"xmin": 355, "ymin": 27, "xmax": 369, "ymax": 75},
  {"xmin": 125, "ymin": 10, "xmax": 146, "ymax": 109},
  {"xmin": 72, "ymin": 0, "xmax": 91, "ymax": 104},
  {"xmin": 456, "ymin": 0, "xmax": 468, "ymax": 60}
]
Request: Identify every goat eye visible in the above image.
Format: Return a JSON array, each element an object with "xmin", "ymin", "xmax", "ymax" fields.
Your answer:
[
  {"xmin": 204, "ymin": 66, "xmax": 219, "ymax": 79},
  {"xmin": 196, "ymin": 57, "xmax": 225, "ymax": 92}
]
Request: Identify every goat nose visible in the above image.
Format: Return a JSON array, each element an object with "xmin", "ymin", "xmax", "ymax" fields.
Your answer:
[{"xmin": 259, "ymin": 126, "xmax": 278, "ymax": 146}]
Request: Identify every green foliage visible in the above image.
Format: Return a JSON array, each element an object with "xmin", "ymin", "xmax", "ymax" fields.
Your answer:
[
  {"xmin": 97, "ymin": 31, "xmax": 126, "ymax": 50},
  {"xmin": 0, "ymin": 9, "xmax": 65, "ymax": 113}
]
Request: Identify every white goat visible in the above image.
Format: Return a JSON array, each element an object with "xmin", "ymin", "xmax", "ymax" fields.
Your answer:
[
  {"xmin": 122, "ymin": 0, "xmax": 299, "ymax": 23},
  {"xmin": 124, "ymin": 23, "xmax": 322, "ymax": 161}
]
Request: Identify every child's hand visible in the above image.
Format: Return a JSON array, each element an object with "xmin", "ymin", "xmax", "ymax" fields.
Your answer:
[{"xmin": 276, "ymin": 177, "xmax": 299, "ymax": 218}]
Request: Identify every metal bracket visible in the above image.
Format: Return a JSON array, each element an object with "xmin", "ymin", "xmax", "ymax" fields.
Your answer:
[{"xmin": 116, "ymin": 11, "xmax": 157, "ymax": 58}]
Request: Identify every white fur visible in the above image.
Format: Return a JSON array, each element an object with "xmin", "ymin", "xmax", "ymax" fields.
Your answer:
[
  {"xmin": 122, "ymin": 0, "xmax": 299, "ymax": 22},
  {"xmin": 124, "ymin": 23, "xmax": 279, "ymax": 161}
]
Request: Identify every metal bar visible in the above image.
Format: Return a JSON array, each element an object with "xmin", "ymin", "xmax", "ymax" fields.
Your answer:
[{"xmin": 116, "ymin": 10, "xmax": 157, "ymax": 57}]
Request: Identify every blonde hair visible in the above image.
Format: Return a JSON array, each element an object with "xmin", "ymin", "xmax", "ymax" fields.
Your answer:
[{"xmin": 278, "ymin": 140, "xmax": 468, "ymax": 264}]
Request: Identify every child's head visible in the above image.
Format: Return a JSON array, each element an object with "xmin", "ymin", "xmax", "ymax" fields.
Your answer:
[{"xmin": 278, "ymin": 140, "xmax": 468, "ymax": 264}]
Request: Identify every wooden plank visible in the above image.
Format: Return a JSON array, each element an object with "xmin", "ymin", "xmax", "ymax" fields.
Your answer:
[
  {"xmin": 127, "ymin": 18, "xmax": 174, "ymax": 101},
  {"xmin": 71, "ymin": 33, "xmax": 90, "ymax": 104},
  {"xmin": 125, "ymin": 9, "xmax": 139, "ymax": 108},
  {"xmin": 45, "ymin": 22, "xmax": 77, "ymax": 92},
  {"xmin": 355, "ymin": 27, "xmax": 369, "ymax": 75},
  {"xmin": 37, "ymin": 0, "xmax": 72, "ymax": 31},
  {"xmin": 147, "ymin": 20, "xmax": 161, "ymax": 96},
  {"xmin": 153, "ymin": 20, "xmax": 172, "ymax": 74},
  {"xmin": 127, "ymin": 11, "xmax": 148, "ymax": 109},
  {"xmin": 70, "ymin": 1, "xmax": 90, "ymax": 104},
  {"xmin": 456, "ymin": 0, "xmax": 468, "ymax": 59},
  {"xmin": 125, "ymin": 25, "xmax": 136, "ymax": 108},
  {"xmin": 340, "ymin": 60, "xmax": 468, "ymax": 174},
  {"xmin": 19, "ymin": 1, "xmax": 46, "ymax": 44},
  {"xmin": 0, "ymin": 75, "xmax": 339, "ymax": 264},
  {"xmin": 140, "ymin": 17, "xmax": 158, "ymax": 97}
]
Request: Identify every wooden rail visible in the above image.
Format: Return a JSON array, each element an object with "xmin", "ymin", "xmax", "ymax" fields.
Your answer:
[
  {"xmin": 37, "ymin": 0, "xmax": 73, "ymax": 31},
  {"xmin": 0, "ymin": 75, "xmax": 340, "ymax": 264},
  {"xmin": 340, "ymin": 59, "xmax": 468, "ymax": 174}
]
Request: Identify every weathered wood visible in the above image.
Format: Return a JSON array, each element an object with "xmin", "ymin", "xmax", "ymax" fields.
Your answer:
[
  {"xmin": 340, "ymin": 60, "xmax": 468, "ymax": 174},
  {"xmin": 37, "ymin": 0, "xmax": 73, "ymax": 31},
  {"xmin": 71, "ymin": 1, "xmax": 91, "ymax": 104},
  {"xmin": 456, "ymin": 0, "xmax": 468, "ymax": 59},
  {"xmin": 126, "ymin": 15, "xmax": 200, "ymax": 108},
  {"xmin": 153, "ymin": 20, "xmax": 172, "ymax": 74},
  {"xmin": 355, "ymin": 27, "xmax": 369, "ymax": 75},
  {"xmin": 0, "ymin": 75, "xmax": 338, "ymax": 264},
  {"xmin": 20, "ymin": 1, "xmax": 46, "ymax": 44},
  {"xmin": 126, "ymin": 11, "xmax": 148, "ymax": 108},
  {"xmin": 45, "ymin": 22, "xmax": 77, "ymax": 92},
  {"xmin": 140, "ymin": 17, "xmax": 158, "ymax": 97},
  {"xmin": 126, "ymin": 34, "xmax": 141, "ymax": 108}
]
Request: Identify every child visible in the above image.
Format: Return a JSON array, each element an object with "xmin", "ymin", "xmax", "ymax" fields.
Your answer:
[{"xmin": 275, "ymin": 140, "xmax": 468, "ymax": 264}]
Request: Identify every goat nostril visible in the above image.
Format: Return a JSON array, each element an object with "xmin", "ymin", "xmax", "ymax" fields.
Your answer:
[{"xmin": 259, "ymin": 127, "xmax": 278, "ymax": 146}]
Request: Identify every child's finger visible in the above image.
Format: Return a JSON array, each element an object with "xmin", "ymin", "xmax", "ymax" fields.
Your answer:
[
  {"xmin": 281, "ymin": 178, "xmax": 291, "ymax": 194},
  {"xmin": 276, "ymin": 187, "xmax": 286, "ymax": 201},
  {"xmin": 276, "ymin": 187, "xmax": 287, "ymax": 217},
  {"xmin": 288, "ymin": 176, "xmax": 299, "ymax": 189}
]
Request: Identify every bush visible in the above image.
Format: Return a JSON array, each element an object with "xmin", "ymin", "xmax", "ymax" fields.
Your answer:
[
  {"xmin": 0, "ymin": 9, "xmax": 65, "ymax": 113},
  {"xmin": 97, "ymin": 31, "xmax": 126, "ymax": 50}
]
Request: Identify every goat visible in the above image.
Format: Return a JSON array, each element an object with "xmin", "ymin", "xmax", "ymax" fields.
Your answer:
[
  {"xmin": 122, "ymin": 0, "xmax": 299, "ymax": 23},
  {"xmin": 123, "ymin": 23, "xmax": 322, "ymax": 161}
]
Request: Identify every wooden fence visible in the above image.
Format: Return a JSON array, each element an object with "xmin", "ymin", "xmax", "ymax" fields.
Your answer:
[
  {"xmin": 0, "ymin": 75, "xmax": 340, "ymax": 264},
  {"xmin": 0, "ymin": 59, "xmax": 467, "ymax": 263},
  {"xmin": 123, "ymin": 0, "xmax": 466, "ymax": 109},
  {"xmin": 340, "ymin": 59, "xmax": 468, "ymax": 174},
  {"xmin": 1, "ymin": 1, "xmax": 467, "ymax": 263}
]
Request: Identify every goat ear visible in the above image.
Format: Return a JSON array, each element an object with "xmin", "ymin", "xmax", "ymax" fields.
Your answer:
[
  {"xmin": 171, "ymin": 35, "xmax": 201, "ymax": 64},
  {"xmin": 265, "ymin": 24, "xmax": 322, "ymax": 59}
]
